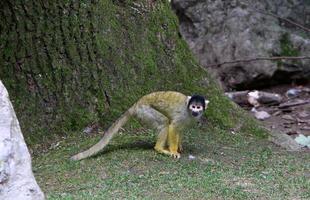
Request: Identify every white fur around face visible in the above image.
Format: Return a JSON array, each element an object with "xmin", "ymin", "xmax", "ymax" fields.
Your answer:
[
  {"xmin": 189, "ymin": 104, "xmax": 203, "ymax": 112},
  {"xmin": 187, "ymin": 96, "xmax": 191, "ymax": 105}
]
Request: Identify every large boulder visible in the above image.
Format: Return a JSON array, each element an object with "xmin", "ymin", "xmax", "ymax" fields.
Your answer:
[
  {"xmin": 0, "ymin": 81, "xmax": 44, "ymax": 200},
  {"xmin": 172, "ymin": 0, "xmax": 310, "ymax": 90}
]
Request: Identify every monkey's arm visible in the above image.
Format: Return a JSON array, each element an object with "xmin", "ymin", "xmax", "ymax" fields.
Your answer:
[{"xmin": 168, "ymin": 124, "xmax": 181, "ymax": 158}]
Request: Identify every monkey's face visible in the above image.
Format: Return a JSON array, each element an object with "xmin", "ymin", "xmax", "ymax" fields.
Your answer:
[
  {"xmin": 187, "ymin": 95, "xmax": 209, "ymax": 119},
  {"xmin": 189, "ymin": 102, "xmax": 205, "ymax": 118}
]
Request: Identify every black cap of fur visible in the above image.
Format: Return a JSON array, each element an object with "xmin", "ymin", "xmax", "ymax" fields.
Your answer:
[{"xmin": 188, "ymin": 94, "xmax": 206, "ymax": 110}]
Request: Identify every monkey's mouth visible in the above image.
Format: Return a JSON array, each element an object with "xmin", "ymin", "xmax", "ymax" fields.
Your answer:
[{"xmin": 192, "ymin": 111, "xmax": 199, "ymax": 117}]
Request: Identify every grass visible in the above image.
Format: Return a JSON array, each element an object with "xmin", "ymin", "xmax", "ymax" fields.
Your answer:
[{"xmin": 33, "ymin": 124, "xmax": 310, "ymax": 200}]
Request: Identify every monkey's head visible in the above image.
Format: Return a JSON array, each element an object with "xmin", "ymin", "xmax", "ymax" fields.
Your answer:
[{"xmin": 187, "ymin": 95, "xmax": 209, "ymax": 119}]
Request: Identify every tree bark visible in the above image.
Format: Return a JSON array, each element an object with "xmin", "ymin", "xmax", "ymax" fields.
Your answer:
[{"xmin": 0, "ymin": 0, "xmax": 206, "ymax": 142}]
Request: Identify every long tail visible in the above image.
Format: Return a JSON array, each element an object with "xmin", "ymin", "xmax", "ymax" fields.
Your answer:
[{"xmin": 71, "ymin": 106, "xmax": 135, "ymax": 161}]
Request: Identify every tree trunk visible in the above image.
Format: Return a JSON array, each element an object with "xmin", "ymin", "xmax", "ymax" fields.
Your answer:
[{"xmin": 0, "ymin": 0, "xmax": 211, "ymax": 142}]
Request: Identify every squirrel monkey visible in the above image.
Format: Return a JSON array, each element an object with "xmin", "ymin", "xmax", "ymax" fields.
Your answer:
[{"xmin": 71, "ymin": 91, "xmax": 209, "ymax": 160}]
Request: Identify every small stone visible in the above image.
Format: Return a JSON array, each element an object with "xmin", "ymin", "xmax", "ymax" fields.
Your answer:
[
  {"xmin": 286, "ymin": 88, "xmax": 302, "ymax": 98},
  {"xmin": 281, "ymin": 114, "xmax": 295, "ymax": 121},
  {"xmin": 272, "ymin": 110, "xmax": 282, "ymax": 116},
  {"xmin": 83, "ymin": 123, "xmax": 99, "ymax": 135},
  {"xmin": 298, "ymin": 111, "xmax": 310, "ymax": 118},
  {"xmin": 301, "ymin": 126, "xmax": 310, "ymax": 131},
  {"xmin": 254, "ymin": 111, "xmax": 271, "ymax": 120},
  {"xmin": 295, "ymin": 134, "xmax": 310, "ymax": 148},
  {"xmin": 297, "ymin": 118, "xmax": 308, "ymax": 123}
]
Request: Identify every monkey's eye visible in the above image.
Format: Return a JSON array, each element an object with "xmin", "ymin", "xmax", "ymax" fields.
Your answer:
[{"xmin": 197, "ymin": 106, "xmax": 201, "ymax": 109}]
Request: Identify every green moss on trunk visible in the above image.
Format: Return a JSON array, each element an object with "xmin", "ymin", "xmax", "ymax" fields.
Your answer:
[{"xmin": 0, "ymin": 0, "xmax": 266, "ymax": 144}]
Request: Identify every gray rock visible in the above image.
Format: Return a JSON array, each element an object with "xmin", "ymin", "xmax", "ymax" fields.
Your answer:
[
  {"xmin": 0, "ymin": 80, "xmax": 44, "ymax": 200},
  {"xmin": 298, "ymin": 111, "xmax": 310, "ymax": 118},
  {"xmin": 286, "ymin": 88, "xmax": 302, "ymax": 98},
  {"xmin": 254, "ymin": 110, "xmax": 271, "ymax": 120},
  {"xmin": 172, "ymin": 0, "xmax": 310, "ymax": 90},
  {"xmin": 295, "ymin": 134, "xmax": 310, "ymax": 148},
  {"xmin": 282, "ymin": 114, "xmax": 295, "ymax": 121}
]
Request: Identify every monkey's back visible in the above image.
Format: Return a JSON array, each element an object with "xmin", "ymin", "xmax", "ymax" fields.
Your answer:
[{"xmin": 137, "ymin": 91, "xmax": 189, "ymax": 123}]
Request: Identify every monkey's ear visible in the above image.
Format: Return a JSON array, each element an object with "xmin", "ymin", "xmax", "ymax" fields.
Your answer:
[
  {"xmin": 205, "ymin": 100, "xmax": 209, "ymax": 109},
  {"xmin": 187, "ymin": 96, "xmax": 191, "ymax": 105}
]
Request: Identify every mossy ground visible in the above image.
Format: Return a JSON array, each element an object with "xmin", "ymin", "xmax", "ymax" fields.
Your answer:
[{"xmin": 33, "ymin": 124, "xmax": 310, "ymax": 200}]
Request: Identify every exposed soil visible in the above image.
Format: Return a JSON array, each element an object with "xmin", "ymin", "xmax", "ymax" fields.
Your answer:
[{"xmin": 244, "ymin": 83, "xmax": 310, "ymax": 139}]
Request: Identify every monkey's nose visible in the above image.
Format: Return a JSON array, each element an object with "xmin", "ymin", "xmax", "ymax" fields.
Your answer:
[{"xmin": 192, "ymin": 111, "xmax": 198, "ymax": 117}]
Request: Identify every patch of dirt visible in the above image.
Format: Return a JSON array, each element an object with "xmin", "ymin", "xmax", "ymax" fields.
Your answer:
[{"xmin": 245, "ymin": 83, "xmax": 310, "ymax": 138}]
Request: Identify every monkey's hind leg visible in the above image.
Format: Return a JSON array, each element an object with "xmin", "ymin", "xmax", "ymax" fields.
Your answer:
[
  {"xmin": 154, "ymin": 126, "xmax": 171, "ymax": 156},
  {"xmin": 135, "ymin": 105, "xmax": 171, "ymax": 157}
]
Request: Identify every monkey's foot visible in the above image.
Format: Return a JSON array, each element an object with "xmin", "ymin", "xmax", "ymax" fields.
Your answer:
[
  {"xmin": 154, "ymin": 147, "xmax": 181, "ymax": 159},
  {"xmin": 170, "ymin": 151, "xmax": 181, "ymax": 159},
  {"xmin": 154, "ymin": 146, "xmax": 170, "ymax": 155}
]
